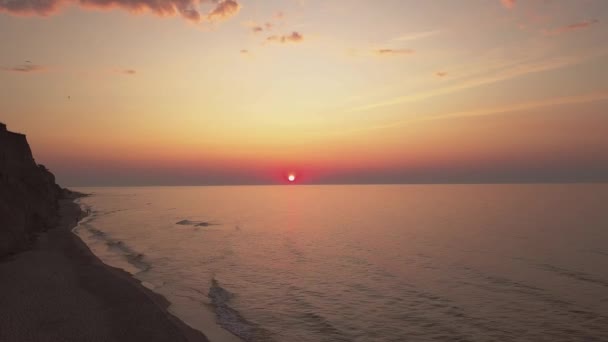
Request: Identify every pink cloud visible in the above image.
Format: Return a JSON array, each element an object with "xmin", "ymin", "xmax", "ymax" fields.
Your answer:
[
  {"xmin": 0, "ymin": 0, "xmax": 241, "ymax": 23},
  {"xmin": 545, "ymin": 19, "xmax": 599, "ymax": 35},
  {"xmin": 501, "ymin": 0, "xmax": 516, "ymax": 9},
  {"xmin": 207, "ymin": 0, "xmax": 240, "ymax": 21}
]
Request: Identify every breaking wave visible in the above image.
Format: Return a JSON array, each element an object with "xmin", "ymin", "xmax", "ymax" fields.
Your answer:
[{"xmin": 208, "ymin": 278, "xmax": 274, "ymax": 342}]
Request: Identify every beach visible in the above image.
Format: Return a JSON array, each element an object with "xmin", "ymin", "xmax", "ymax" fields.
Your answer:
[{"xmin": 0, "ymin": 194, "xmax": 209, "ymax": 342}]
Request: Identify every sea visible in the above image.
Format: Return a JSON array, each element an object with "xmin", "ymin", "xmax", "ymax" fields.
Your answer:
[{"xmin": 73, "ymin": 184, "xmax": 608, "ymax": 341}]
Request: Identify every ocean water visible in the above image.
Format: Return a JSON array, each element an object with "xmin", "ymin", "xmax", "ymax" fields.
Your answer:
[{"xmin": 74, "ymin": 184, "xmax": 608, "ymax": 341}]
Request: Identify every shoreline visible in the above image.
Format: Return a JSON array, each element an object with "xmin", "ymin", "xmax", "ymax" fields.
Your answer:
[
  {"xmin": 0, "ymin": 193, "xmax": 209, "ymax": 342},
  {"xmin": 73, "ymin": 192, "xmax": 243, "ymax": 342}
]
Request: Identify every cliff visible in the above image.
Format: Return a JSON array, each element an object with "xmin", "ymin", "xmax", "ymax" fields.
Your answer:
[{"xmin": 0, "ymin": 123, "xmax": 64, "ymax": 257}]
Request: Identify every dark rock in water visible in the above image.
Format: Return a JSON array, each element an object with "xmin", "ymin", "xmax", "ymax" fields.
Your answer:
[
  {"xmin": 176, "ymin": 220, "xmax": 194, "ymax": 225},
  {"xmin": 176, "ymin": 219, "xmax": 215, "ymax": 227},
  {"xmin": 0, "ymin": 122, "xmax": 66, "ymax": 257}
]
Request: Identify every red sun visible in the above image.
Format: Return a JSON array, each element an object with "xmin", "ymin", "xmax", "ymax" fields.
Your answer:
[{"xmin": 288, "ymin": 174, "xmax": 296, "ymax": 182}]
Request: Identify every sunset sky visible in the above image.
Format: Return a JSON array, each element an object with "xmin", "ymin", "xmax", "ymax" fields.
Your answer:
[{"xmin": 1, "ymin": 0, "xmax": 607, "ymax": 185}]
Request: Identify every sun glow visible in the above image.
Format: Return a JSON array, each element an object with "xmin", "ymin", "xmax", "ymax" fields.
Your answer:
[{"xmin": 288, "ymin": 174, "xmax": 296, "ymax": 182}]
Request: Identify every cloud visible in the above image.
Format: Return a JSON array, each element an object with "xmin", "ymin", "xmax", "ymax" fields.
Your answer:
[
  {"xmin": 208, "ymin": 0, "xmax": 240, "ymax": 21},
  {"xmin": 545, "ymin": 19, "xmax": 599, "ymax": 35},
  {"xmin": 501, "ymin": 0, "xmax": 516, "ymax": 9},
  {"xmin": 348, "ymin": 47, "xmax": 608, "ymax": 113},
  {"xmin": 245, "ymin": 11, "xmax": 281, "ymax": 34},
  {"xmin": 0, "ymin": 0, "xmax": 241, "ymax": 23},
  {"xmin": 116, "ymin": 69, "xmax": 136, "ymax": 75},
  {"xmin": 343, "ymin": 91, "xmax": 608, "ymax": 135},
  {"xmin": 248, "ymin": 22, "xmax": 273, "ymax": 33},
  {"xmin": 435, "ymin": 71, "xmax": 448, "ymax": 78},
  {"xmin": 240, "ymin": 49, "xmax": 249, "ymax": 54},
  {"xmin": 267, "ymin": 31, "xmax": 304, "ymax": 44},
  {"xmin": 2, "ymin": 63, "xmax": 45, "ymax": 73},
  {"xmin": 0, "ymin": 0, "xmax": 61, "ymax": 15},
  {"xmin": 428, "ymin": 91, "xmax": 608, "ymax": 121},
  {"xmin": 375, "ymin": 49, "xmax": 415, "ymax": 56},
  {"xmin": 393, "ymin": 30, "xmax": 441, "ymax": 42}
]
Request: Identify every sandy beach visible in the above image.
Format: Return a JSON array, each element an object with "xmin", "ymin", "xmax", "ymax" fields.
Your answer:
[{"xmin": 0, "ymin": 194, "xmax": 209, "ymax": 342}]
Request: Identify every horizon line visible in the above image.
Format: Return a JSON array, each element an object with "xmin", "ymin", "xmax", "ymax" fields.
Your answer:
[{"xmin": 66, "ymin": 181, "xmax": 608, "ymax": 188}]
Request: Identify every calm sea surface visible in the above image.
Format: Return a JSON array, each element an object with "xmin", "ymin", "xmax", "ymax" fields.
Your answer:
[{"xmin": 74, "ymin": 185, "xmax": 608, "ymax": 341}]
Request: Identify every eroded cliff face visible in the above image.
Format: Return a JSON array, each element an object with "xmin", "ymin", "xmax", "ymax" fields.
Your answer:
[{"xmin": 0, "ymin": 123, "xmax": 63, "ymax": 257}]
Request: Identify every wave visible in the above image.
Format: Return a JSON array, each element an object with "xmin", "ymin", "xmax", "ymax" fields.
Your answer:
[
  {"xmin": 539, "ymin": 263, "xmax": 608, "ymax": 288},
  {"xmin": 298, "ymin": 312, "xmax": 350, "ymax": 341},
  {"xmin": 105, "ymin": 240, "xmax": 150, "ymax": 273},
  {"xmin": 208, "ymin": 278, "xmax": 274, "ymax": 342},
  {"xmin": 74, "ymin": 203, "xmax": 150, "ymax": 274}
]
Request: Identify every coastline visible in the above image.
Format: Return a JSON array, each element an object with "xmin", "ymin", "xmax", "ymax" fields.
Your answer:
[{"xmin": 0, "ymin": 193, "xmax": 209, "ymax": 342}]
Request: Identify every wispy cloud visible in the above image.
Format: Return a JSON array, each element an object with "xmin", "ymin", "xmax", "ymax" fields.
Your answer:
[
  {"xmin": 247, "ymin": 22, "xmax": 273, "ymax": 33},
  {"xmin": 338, "ymin": 91, "xmax": 608, "ymax": 136},
  {"xmin": 274, "ymin": 11, "xmax": 285, "ymax": 20},
  {"xmin": 244, "ymin": 10, "xmax": 285, "ymax": 34},
  {"xmin": 0, "ymin": 0, "xmax": 241, "ymax": 23},
  {"xmin": 267, "ymin": 32, "xmax": 304, "ymax": 44},
  {"xmin": 393, "ymin": 30, "xmax": 441, "ymax": 42},
  {"xmin": 428, "ymin": 91, "xmax": 608, "ymax": 121},
  {"xmin": 501, "ymin": 0, "xmax": 516, "ymax": 9},
  {"xmin": 116, "ymin": 69, "xmax": 136, "ymax": 75},
  {"xmin": 375, "ymin": 49, "xmax": 415, "ymax": 56},
  {"xmin": 435, "ymin": 71, "xmax": 448, "ymax": 78},
  {"xmin": 2, "ymin": 63, "xmax": 46, "ymax": 73},
  {"xmin": 545, "ymin": 19, "xmax": 599, "ymax": 35},
  {"xmin": 349, "ymin": 48, "xmax": 608, "ymax": 112}
]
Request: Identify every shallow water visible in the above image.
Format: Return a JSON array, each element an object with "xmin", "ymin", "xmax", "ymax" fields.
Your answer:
[{"xmin": 74, "ymin": 184, "xmax": 608, "ymax": 341}]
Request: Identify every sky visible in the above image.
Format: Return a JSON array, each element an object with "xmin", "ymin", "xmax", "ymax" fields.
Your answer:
[{"xmin": 1, "ymin": 0, "xmax": 607, "ymax": 186}]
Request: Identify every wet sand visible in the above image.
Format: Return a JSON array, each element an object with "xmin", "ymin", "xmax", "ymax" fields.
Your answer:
[{"xmin": 0, "ymin": 195, "xmax": 209, "ymax": 342}]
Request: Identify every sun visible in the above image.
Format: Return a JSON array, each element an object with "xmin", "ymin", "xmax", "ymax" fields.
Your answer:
[{"xmin": 288, "ymin": 174, "xmax": 296, "ymax": 182}]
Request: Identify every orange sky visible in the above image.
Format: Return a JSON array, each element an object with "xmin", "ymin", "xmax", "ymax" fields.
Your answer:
[{"xmin": 1, "ymin": 0, "xmax": 607, "ymax": 185}]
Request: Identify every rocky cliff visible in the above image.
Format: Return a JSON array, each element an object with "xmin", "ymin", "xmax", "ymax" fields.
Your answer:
[{"xmin": 0, "ymin": 122, "xmax": 64, "ymax": 257}]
